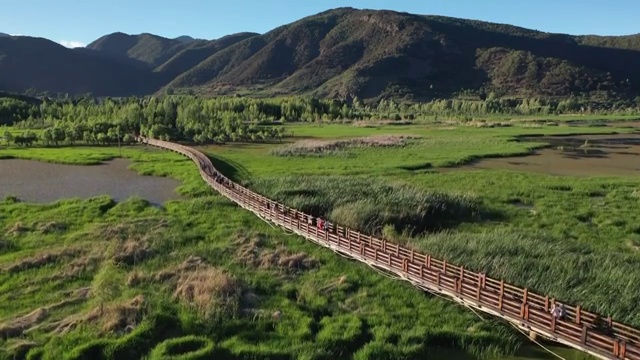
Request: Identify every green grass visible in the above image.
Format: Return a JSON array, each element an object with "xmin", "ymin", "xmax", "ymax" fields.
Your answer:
[
  {"xmin": 0, "ymin": 143, "xmax": 539, "ymax": 360},
  {"xmin": 4, "ymin": 120, "xmax": 633, "ymax": 359},
  {"xmin": 201, "ymin": 123, "xmax": 634, "ymax": 179},
  {"xmin": 199, "ymin": 122, "xmax": 640, "ymax": 327}
]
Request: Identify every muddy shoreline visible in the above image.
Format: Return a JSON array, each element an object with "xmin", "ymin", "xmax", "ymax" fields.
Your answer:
[{"xmin": 442, "ymin": 130, "xmax": 640, "ymax": 177}]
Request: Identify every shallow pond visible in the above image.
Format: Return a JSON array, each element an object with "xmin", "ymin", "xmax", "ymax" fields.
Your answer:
[
  {"xmin": 0, "ymin": 158, "xmax": 183, "ymax": 204},
  {"xmin": 443, "ymin": 133, "xmax": 640, "ymax": 177}
]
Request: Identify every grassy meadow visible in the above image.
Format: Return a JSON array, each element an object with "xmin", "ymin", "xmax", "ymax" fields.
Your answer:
[
  {"xmin": 199, "ymin": 121, "xmax": 640, "ymax": 325},
  {"xmin": 1, "ymin": 119, "xmax": 638, "ymax": 359}
]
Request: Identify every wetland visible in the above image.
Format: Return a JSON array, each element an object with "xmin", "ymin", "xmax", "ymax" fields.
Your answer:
[{"xmin": 0, "ymin": 158, "xmax": 183, "ymax": 204}]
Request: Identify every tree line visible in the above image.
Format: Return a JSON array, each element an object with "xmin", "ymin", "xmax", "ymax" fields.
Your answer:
[{"xmin": 2, "ymin": 94, "xmax": 640, "ymax": 147}]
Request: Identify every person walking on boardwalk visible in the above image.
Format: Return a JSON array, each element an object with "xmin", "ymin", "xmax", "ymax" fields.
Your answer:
[
  {"xmin": 550, "ymin": 304, "xmax": 566, "ymax": 320},
  {"xmin": 317, "ymin": 218, "xmax": 324, "ymax": 231}
]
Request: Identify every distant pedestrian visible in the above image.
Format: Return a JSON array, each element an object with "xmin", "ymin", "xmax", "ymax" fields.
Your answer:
[{"xmin": 550, "ymin": 304, "xmax": 565, "ymax": 320}]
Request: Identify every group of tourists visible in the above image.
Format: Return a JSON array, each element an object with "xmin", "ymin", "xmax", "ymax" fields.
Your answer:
[{"xmin": 307, "ymin": 216, "xmax": 330, "ymax": 232}]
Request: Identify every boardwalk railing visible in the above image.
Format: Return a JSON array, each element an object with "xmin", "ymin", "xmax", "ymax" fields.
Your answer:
[{"xmin": 138, "ymin": 136, "xmax": 640, "ymax": 360}]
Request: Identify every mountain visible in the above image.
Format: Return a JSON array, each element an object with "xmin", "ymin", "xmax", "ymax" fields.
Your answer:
[
  {"xmin": 154, "ymin": 32, "xmax": 259, "ymax": 81},
  {"xmin": 0, "ymin": 33, "xmax": 10, "ymax": 38},
  {"xmin": 0, "ymin": 36, "xmax": 158, "ymax": 96},
  {"xmin": 164, "ymin": 8, "xmax": 640, "ymax": 100},
  {"xmin": 87, "ymin": 32, "xmax": 189, "ymax": 68},
  {"xmin": 174, "ymin": 35, "xmax": 197, "ymax": 44},
  {"xmin": 2, "ymin": 8, "xmax": 640, "ymax": 100}
]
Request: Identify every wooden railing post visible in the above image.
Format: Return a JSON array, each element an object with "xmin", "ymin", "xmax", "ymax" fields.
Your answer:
[
  {"xmin": 544, "ymin": 295, "xmax": 549, "ymax": 312},
  {"xmin": 576, "ymin": 305, "xmax": 581, "ymax": 325},
  {"xmin": 498, "ymin": 280, "xmax": 504, "ymax": 311},
  {"xmin": 426, "ymin": 255, "xmax": 431, "ymax": 269},
  {"xmin": 581, "ymin": 325, "xmax": 588, "ymax": 344},
  {"xmin": 476, "ymin": 273, "xmax": 482, "ymax": 300},
  {"xmin": 521, "ymin": 288, "xmax": 528, "ymax": 318}
]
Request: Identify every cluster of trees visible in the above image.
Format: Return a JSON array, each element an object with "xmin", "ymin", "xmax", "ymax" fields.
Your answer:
[
  {"xmin": 8, "ymin": 96, "xmax": 291, "ymax": 145},
  {"xmin": 374, "ymin": 96, "xmax": 640, "ymax": 119},
  {"xmin": 3, "ymin": 94, "xmax": 640, "ymax": 147}
]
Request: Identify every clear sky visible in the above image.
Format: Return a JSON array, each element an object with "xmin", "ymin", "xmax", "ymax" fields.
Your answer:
[{"xmin": 2, "ymin": 0, "xmax": 639, "ymax": 48}]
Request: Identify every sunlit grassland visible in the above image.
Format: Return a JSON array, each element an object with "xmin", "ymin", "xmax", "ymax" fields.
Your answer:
[
  {"xmin": 201, "ymin": 122, "xmax": 640, "ymax": 327},
  {"xmin": 201, "ymin": 123, "xmax": 635, "ymax": 179},
  {"xmin": 2, "ymin": 120, "xmax": 635, "ymax": 359},
  {"xmin": 0, "ymin": 145, "xmax": 534, "ymax": 360}
]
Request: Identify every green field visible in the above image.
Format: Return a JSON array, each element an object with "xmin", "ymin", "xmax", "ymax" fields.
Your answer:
[{"xmin": 1, "ymin": 121, "xmax": 638, "ymax": 359}]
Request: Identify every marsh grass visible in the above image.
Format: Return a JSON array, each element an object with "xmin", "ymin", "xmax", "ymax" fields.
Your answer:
[
  {"xmin": 269, "ymin": 135, "xmax": 420, "ymax": 157},
  {"xmin": 248, "ymin": 176, "xmax": 486, "ymax": 236},
  {"xmin": 397, "ymin": 228, "xmax": 640, "ymax": 325},
  {"xmin": 0, "ymin": 189, "xmax": 520, "ymax": 360},
  {"xmin": 4, "ymin": 123, "xmax": 634, "ymax": 359}
]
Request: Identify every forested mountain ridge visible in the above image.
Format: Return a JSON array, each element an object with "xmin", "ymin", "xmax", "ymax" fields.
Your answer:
[{"xmin": 2, "ymin": 8, "xmax": 640, "ymax": 100}]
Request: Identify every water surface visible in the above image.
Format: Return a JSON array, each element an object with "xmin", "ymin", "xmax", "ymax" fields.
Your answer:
[
  {"xmin": 442, "ymin": 133, "xmax": 640, "ymax": 177},
  {"xmin": 0, "ymin": 158, "xmax": 182, "ymax": 204}
]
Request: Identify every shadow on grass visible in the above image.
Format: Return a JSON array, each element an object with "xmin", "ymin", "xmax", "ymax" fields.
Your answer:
[{"xmin": 204, "ymin": 153, "xmax": 251, "ymax": 182}]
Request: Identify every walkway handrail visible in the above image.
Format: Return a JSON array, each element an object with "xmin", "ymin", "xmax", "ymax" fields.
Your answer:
[{"xmin": 138, "ymin": 136, "xmax": 640, "ymax": 360}]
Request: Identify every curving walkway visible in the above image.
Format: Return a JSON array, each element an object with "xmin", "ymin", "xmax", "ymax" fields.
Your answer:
[{"xmin": 138, "ymin": 136, "xmax": 640, "ymax": 360}]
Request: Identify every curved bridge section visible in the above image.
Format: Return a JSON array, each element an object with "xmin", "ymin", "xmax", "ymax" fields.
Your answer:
[{"xmin": 138, "ymin": 136, "xmax": 640, "ymax": 360}]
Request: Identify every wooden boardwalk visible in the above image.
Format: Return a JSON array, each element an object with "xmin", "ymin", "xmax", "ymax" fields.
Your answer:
[{"xmin": 139, "ymin": 136, "xmax": 640, "ymax": 360}]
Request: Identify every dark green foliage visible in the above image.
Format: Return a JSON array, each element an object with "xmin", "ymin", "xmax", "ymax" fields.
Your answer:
[
  {"xmin": 25, "ymin": 348, "xmax": 44, "ymax": 360},
  {"xmin": 64, "ymin": 339, "xmax": 112, "ymax": 360},
  {"xmin": 148, "ymin": 336, "xmax": 215, "ymax": 360}
]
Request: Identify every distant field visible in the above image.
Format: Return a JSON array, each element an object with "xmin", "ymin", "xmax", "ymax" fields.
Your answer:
[{"xmin": 2, "ymin": 121, "xmax": 638, "ymax": 359}]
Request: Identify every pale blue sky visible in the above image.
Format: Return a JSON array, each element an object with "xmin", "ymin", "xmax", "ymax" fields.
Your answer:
[{"xmin": 2, "ymin": 0, "xmax": 639, "ymax": 48}]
